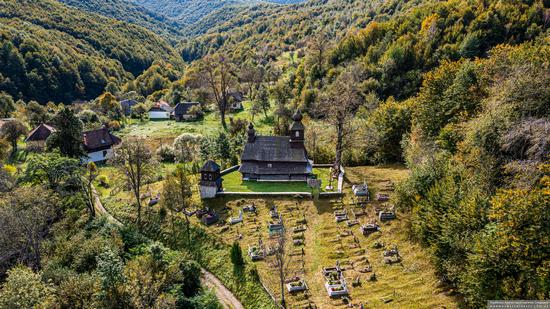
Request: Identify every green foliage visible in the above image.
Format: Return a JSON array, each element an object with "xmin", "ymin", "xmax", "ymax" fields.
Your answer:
[
  {"xmin": 230, "ymin": 241, "xmax": 244, "ymax": 267},
  {"xmin": 47, "ymin": 107, "xmax": 84, "ymax": 158},
  {"xmin": 0, "ymin": 119, "xmax": 27, "ymax": 153},
  {"xmin": 396, "ymin": 41, "xmax": 549, "ymax": 306},
  {"xmin": 22, "ymin": 150, "xmax": 81, "ymax": 191},
  {"xmin": 0, "ymin": 0, "xmax": 182, "ymax": 103},
  {"xmin": 0, "ymin": 91, "xmax": 15, "ymax": 118},
  {"xmin": 0, "ymin": 266, "xmax": 54, "ymax": 309},
  {"xmin": 59, "ymin": 0, "xmax": 184, "ymax": 39}
]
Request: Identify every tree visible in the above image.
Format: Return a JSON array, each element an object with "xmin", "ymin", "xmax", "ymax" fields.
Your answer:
[
  {"xmin": 173, "ymin": 133, "xmax": 201, "ymax": 164},
  {"xmin": 81, "ymin": 162, "xmax": 98, "ymax": 219},
  {"xmin": 250, "ymin": 101, "xmax": 261, "ymax": 122},
  {"xmin": 255, "ymin": 84, "xmax": 272, "ymax": 118},
  {"xmin": 47, "ymin": 107, "xmax": 84, "ymax": 158},
  {"xmin": 23, "ymin": 151, "xmax": 80, "ymax": 191},
  {"xmin": 318, "ymin": 68, "xmax": 363, "ymax": 174},
  {"xmin": 0, "ymin": 138, "xmax": 9, "ymax": 161},
  {"xmin": 0, "ymin": 119, "xmax": 27, "ymax": 154},
  {"xmin": 215, "ymin": 132, "xmax": 232, "ymax": 167},
  {"xmin": 98, "ymin": 92, "xmax": 123, "ymax": 120},
  {"xmin": 97, "ymin": 249, "xmax": 126, "ymax": 308},
  {"xmin": 0, "ymin": 266, "xmax": 54, "ymax": 309},
  {"xmin": 26, "ymin": 101, "xmax": 49, "ymax": 127},
  {"xmin": 163, "ymin": 164, "xmax": 193, "ymax": 244},
  {"xmin": 111, "ymin": 138, "xmax": 154, "ymax": 230},
  {"xmin": 0, "ymin": 186, "xmax": 59, "ymax": 272},
  {"xmin": 0, "ymin": 91, "xmax": 15, "ymax": 118},
  {"xmin": 274, "ymin": 234, "xmax": 291, "ymax": 308},
  {"xmin": 131, "ymin": 103, "xmax": 148, "ymax": 120},
  {"xmin": 197, "ymin": 54, "xmax": 237, "ymax": 128},
  {"xmin": 230, "ymin": 241, "xmax": 244, "ymax": 268}
]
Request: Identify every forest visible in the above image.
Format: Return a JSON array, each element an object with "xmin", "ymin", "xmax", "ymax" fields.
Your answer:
[{"xmin": 0, "ymin": 0, "xmax": 548, "ymax": 307}]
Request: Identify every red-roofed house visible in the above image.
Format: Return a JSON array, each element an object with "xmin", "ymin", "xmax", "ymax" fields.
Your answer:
[
  {"xmin": 82, "ymin": 127, "xmax": 121, "ymax": 163},
  {"xmin": 25, "ymin": 123, "xmax": 56, "ymax": 143}
]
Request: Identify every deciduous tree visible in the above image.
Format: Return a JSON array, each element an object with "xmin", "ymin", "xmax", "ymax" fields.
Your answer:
[
  {"xmin": 111, "ymin": 138, "xmax": 154, "ymax": 230},
  {"xmin": 0, "ymin": 119, "xmax": 27, "ymax": 154},
  {"xmin": 318, "ymin": 67, "xmax": 363, "ymax": 174},
  {"xmin": 197, "ymin": 54, "xmax": 237, "ymax": 129}
]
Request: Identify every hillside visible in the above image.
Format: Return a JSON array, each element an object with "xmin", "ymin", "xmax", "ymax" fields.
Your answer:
[
  {"xmin": 0, "ymin": 0, "xmax": 183, "ymax": 103},
  {"xmin": 58, "ymin": 0, "xmax": 184, "ymax": 39},
  {"xmin": 178, "ymin": 0, "xmax": 416, "ymax": 61},
  {"xmin": 130, "ymin": 0, "xmax": 306, "ymax": 35}
]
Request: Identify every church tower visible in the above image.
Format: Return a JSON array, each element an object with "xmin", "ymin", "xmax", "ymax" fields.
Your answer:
[{"xmin": 289, "ymin": 109, "xmax": 304, "ymax": 149}]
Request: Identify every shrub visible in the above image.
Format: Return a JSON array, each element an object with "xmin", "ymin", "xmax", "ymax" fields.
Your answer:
[
  {"xmin": 97, "ymin": 175, "xmax": 110, "ymax": 188},
  {"xmin": 156, "ymin": 145, "xmax": 176, "ymax": 163}
]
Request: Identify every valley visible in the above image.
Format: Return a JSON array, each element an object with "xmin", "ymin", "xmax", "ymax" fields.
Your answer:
[{"xmin": 0, "ymin": 0, "xmax": 547, "ymax": 308}]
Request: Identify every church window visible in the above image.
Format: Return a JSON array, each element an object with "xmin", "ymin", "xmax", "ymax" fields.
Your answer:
[{"xmin": 295, "ymin": 131, "xmax": 300, "ymax": 137}]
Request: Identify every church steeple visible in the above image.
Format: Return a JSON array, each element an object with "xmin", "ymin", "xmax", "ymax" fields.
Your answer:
[{"xmin": 289, "ymin": 109, "xmax": 304, "ymax": 148}]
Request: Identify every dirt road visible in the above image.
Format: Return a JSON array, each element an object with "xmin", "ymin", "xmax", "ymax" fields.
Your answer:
[{"xmin": 201, "ymin": 269, "xmax": 245, "ymax": 309}]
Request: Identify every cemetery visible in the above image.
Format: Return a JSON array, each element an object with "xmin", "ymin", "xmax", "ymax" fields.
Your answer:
[{"xmin": 95, "ymin": 164, "xmax": 454, "ymax": 308}]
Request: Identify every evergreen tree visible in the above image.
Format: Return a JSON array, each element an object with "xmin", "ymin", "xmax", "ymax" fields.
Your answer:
[{"xmin": 47, "ymin": 107, "xmax": 84, "ymax": 158}]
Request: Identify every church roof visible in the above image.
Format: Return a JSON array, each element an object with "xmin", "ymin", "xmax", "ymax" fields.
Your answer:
[
  {"xmin": 239, "ymin": 161, "xmax": 309, "ymax": 175},
  {"xmin": 241, "ymin": 136, "xmax": 307, "ymax": 163}
]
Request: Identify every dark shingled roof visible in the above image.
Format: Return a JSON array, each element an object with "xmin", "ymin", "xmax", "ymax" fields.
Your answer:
[
  {"xmin": 239, "ymin": 162, "xmax": 309, "ymax": 175},
  {"xmin": 25, "ymin": 123, "xmax": 56, "ymax": 142},
  {"xmin": 174, "ymin": 102, "xmax": 200, "ymax": 116},
  {"xmin": 201, "ymin": 160, "xmax": 220, "ymax": 172},
  {"xmin": 241, "ymin": 136, "xmax": 308, "ymax": 163},
  {"xmin": 82, "ymin": 127, "xmax": 121, "ymax": 152}
]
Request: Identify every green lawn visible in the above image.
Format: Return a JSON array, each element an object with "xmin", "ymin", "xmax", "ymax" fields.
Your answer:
[
  {"xmin": 222, "ymin": 168, "xmax": 335, "ymax": 192},
  {"xmin": 119, "ymin": 101, "xmax": 273, "ymax": 140}
]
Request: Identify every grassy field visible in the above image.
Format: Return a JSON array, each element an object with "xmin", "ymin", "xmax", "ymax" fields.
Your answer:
[
  {"xmin": 222, "ymin": 168, "xmax": 335, "ymax": 193},
  {"xmin": 99, "ymin": 164, "xmax": 459, "ymax": 308},
  {"xmin": 117, "ymin": 102, "xmax": 273, "ymax": 149}
]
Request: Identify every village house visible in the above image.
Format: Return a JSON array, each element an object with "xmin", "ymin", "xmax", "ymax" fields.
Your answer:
[
  {"xmin": 148, "ymin": 101, "xmax": 173, "ymax": 120},
  {"xmin": 82, "ymin": 126, "xmax": 121, "ymax": 163},
  {"xmin": 25, "ymin": 123, "xmax": 56, "ymax": 148},
  {"xmin": 239, "ymin": 110, "xmax": 313, "ymax": 181},
  {"xmin": 228, "ymin": 91, "xmax": 245, "ymax": 112},
  {"xmin": 120, "ymin": 99, "xmax": 138, "ymax": 116},
  {"xmin": 172, "ymin": 102, "xmax": 200, "ymax": 121}
]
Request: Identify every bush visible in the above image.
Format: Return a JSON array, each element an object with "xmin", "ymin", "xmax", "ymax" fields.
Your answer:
[
  {"xmin": 108, "ymin": 120, "xmax": 121, "ymax": 131},
  {"xmin": 97, "ymin": 175, "xmax": 110, "ymax": 188},
  {"xmin": 156, "ymin": 145, "xmax": 176, "ymax": 163}
]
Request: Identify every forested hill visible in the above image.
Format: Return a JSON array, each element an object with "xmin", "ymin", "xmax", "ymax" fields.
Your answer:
[
  {"xmin": 178, "ymin": 0, "xmax": 415, "ymax": 62},
  {"xmin": 0, "ymin": 0, "xmax": 183, "ymax": 104},
  {"xmin": 130, "ymin": 0, "xmax": 306, "ymax": 35},
  {"xmin": 58, "ymin": 0, "xmax": 184, "ymax": 39}
]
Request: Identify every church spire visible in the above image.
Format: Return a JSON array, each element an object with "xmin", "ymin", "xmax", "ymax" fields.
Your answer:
[{"xmin": 289, "ymin": 109, "xmax": 304, "ymax": 148}]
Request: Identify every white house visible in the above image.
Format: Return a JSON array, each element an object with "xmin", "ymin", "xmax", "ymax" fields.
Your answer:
[
  {"xmin": 148, "ymin": 101, "xmax": 173, "ymax": 120},
  {"xmin": 82, "ymin": 127, "xmax": 121, "ymax": 163}
]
